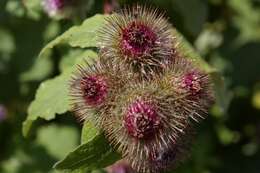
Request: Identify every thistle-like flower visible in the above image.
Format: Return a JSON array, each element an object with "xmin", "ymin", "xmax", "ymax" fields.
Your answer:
[
  {"xmin": 69, "ymin": 58, "xmax": 127, "ymax": 126},
  {"xmin": 161, "ymin": 57, "xmax": 215, "ymax": 122},
  {"xmin": 42, "ymin": 0, "xmax": 77, "ymax": 18},
  {"xmin": 103, "ymin": 82, "xmax": 189, "ymax": 173},
  {"xmin": 98, "ymin": 5, "xmax": 174, "ymax": 78}
]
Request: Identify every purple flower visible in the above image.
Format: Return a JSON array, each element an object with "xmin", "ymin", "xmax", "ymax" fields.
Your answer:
[
  {"xmin": 120, "ymin": 22, "xmax": 157, "ymax": 59},
  {"xmin": 69, "ymin": 58, "xmax": 127, "ymax": 124},
  {"xmin": 98, "ymin": 5, "xmax": 174, "ymax": 77},
  {"xmin": 124, "ymin": 98, "xmax": 160, "ymax": 139},
  {"xmin": 182, "ymin": 72, "xmax": 202, "ymax": 96},
  {"xmin": 80, "ymin": 75, "xmax": 108, "ymax": 106}
]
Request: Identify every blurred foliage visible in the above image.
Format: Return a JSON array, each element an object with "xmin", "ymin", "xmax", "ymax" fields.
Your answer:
[{"xmin": 0, "ymin": 0, "xmax": 260, "ymax": 173}]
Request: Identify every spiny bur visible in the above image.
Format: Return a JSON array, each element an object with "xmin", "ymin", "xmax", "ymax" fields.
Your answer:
[
  {"xmin": 98, "ymin": 5, "xmax": 175, "ymax": 78},
  {"xmin": 161, "ymin": 57, "xmax": 215, "ymax": 122},
  {"xmin": 102, "ymin": 82, "xmax": 190, "ymax": 173},
  {"xmin": 69, "ymin": 58, "xmax": 127, "ymax": 127}
]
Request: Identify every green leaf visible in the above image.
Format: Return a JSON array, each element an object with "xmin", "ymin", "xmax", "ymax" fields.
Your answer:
[
  {"xmin": 54, "ymin": 133, "xmax": 120, "ymax": 171},
  {"xmin": 19, "ymin": 55, "xmax": 53, "ymax": 82},
  {"xmin": 36, "ymin": 124, "xmax": 79, "ymax": 159},
  {"xmin": 23, "ymin": 71, "xmax": 71, "ymax": 137},
  {"xmin": 39, "ymin": 14, "xmax": 105, "ymax": 59},
  {"xmin": 22, "ymin": 50, "xmax": 98, "ymax": 137},
  {"xmin": 59, "ymin": 49, "xmax": 97, "ymax": 73},
  {"xmin": 81, "ymin": 121, "xmax": 100, "ymax": 144},
  {"xmin": 58, "ymin": 122, "xmax": 107, "ymax": 173}
]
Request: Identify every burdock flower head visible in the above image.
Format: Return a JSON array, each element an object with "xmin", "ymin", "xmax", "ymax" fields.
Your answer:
[
  {"xmin": 42, "ymin": 0, "xmax": 78, "ymax": 18},
  {"xmin": 98, "ymin": 5, "xmax": 174, "ymax": 78},
  {"xmin": 162, "ymin": 57, "xmax": 215, "ymax": 122},
  {"xmin": 69, "ymin": 58, "xmax": 126, "ymax": 126},
  {"xmin": 103, "ymin": 82, "xmax": 189, "ymax": 173}
]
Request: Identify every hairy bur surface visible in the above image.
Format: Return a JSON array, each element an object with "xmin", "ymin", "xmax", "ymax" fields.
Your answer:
[
  {"xmin": 101, "ymin": 81, "xmax": 192, "ymax": 173},
  {"xmin": 80, "ymin": 75, "xmax": 108, "ymax": 106},
  {"xmin": 70, "ymin": 5, "xmax": 215, "ymax": 173},
  {"xmin": 69, "ymin": 59, "xmax": 127, "ymax": 125},
  {"xmin": 120, "ymin": 21, "xmax": 157, "ymax": 59},
  {"xmin": 124, "ymin": 99, "xmax": 160, "ymax": 139},
  {"xmin": 98, "ymin": 5, "xmax": 174, "ymax": 78}
]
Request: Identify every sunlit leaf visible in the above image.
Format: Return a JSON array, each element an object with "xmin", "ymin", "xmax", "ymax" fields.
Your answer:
[
  {"xmin": 39, "ymin": 14, "xmax": 105, "ymax": 59},
  {"xmin": 23, "ymin": 50, "xmax": 97, "ymax": 137}
]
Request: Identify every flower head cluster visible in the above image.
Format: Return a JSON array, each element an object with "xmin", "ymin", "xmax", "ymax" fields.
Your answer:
[{"xmin": 70, "ymin": 5, "xmax": 215, "ymax": 173}]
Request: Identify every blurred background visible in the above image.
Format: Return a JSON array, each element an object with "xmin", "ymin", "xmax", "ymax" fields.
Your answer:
[{"xmin": 0, "ymin": 0, "xmax": 260, "ymax": 172}]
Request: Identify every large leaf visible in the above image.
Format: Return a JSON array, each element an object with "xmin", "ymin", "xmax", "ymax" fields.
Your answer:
[
  {"xmin": 54, "ymin": 121, "xmax": 120, "ymax": 172},
  {"xmin": 59, "ymin": 49, "xmax": 97, "ymax": 73},
  {"xmin": 23, "ymin": 50, "xmax": 98, "ymax": 137},
  {"xmin": 39, "ymin": 14, "xmax": 105, "ymax": 59},
  {"xmin": 22, "ymin": 71, "xmax": 71, "ymax": 137},
  {"xmin": 19, "ymin": 55, "xmax": 53, "ymax": 82},
  {"xmin": 54, "ymin": 133, "xmax": 120, "ymax": 171}
]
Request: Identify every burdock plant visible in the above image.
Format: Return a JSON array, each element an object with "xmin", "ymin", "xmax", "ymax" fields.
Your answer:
[{"xmin": 69, "ymin": 4, "xmax": 215, "ymax": 173}]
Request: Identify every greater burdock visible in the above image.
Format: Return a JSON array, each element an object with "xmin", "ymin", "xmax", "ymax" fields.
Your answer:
[{"xmin": 70, "ymin": 4, "xmax": 215, "ymax": 173}]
